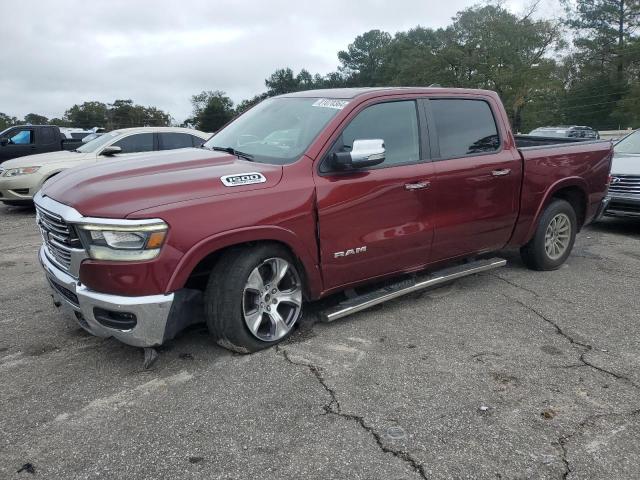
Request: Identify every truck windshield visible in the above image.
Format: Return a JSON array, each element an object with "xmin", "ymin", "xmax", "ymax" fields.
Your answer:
[
  {"xmin": 203, "ymin": 97, "xmax": 345, "ymax": 164},
  {"xmin": 615, "ymin": 130, "xmax": 640, "ymax": 155},
  {"xmin": 75, "ymin": 131, "xmax": 120, "ymax": 153}
]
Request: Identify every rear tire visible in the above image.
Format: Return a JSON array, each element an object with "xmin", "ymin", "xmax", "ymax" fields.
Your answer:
[
  {"xmin": 204, "ymin": 244, "xmax": 304, "ymax": 353},
  {"xmin": 520, "ymin": 199, "xmax": 577, "ymax": 271}
]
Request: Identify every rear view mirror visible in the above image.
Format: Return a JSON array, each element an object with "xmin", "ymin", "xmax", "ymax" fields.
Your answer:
[
  {"xmin": 101, "ymin": 146, "xmax": 122, "ymax": 156},
  {"xmin": 332, "ymin": 139, "xmax": 385, "ymax": 170},
  {"xmin": 0, "ymin": 139, "xmax": 8, "ymax": 147}
]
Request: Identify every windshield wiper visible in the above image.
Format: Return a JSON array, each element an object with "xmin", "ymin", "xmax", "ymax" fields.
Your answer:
[{"xmin": 210, "ymin": 146, "xmax": 254, "ymax": 162}]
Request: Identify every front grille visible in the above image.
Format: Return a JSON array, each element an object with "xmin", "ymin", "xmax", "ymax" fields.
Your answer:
[
  {"xmin": 608, "ymin": 200, "xmax": 640, "ymax": 214},
  {"xmin": 36, "ymin": 204, "xmax": 83, "ymax": 273},
  {"xmin": 609, "ymin": 175, "xmax": 640, "ymax": 195},
  {"xmin": 48, "ymin": 278, "xmax": 79, "ymax": 307}
]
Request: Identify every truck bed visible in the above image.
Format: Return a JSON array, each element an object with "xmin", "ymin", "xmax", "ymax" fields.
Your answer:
[{"xmin": 508, "ymin": 138, "xmax": 613, "ymax": 246}]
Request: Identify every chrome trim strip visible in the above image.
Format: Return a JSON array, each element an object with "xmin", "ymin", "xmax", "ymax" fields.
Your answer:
[
  {"xmin": 322, "ymin": 258, "xmax": 507, "ymax": 322},
  {"xmin": 34, "ymin": 191, "xmax": 165, "ymax": 228}
]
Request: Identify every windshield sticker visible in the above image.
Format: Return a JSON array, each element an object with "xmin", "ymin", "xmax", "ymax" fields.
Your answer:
[
  {"xmin": 221, "ymin": 172, "xmax": 267, "ymax": 187},
  {"xmin": 312, "ymin": 99, "xmax": 349, "ymax": 110}
]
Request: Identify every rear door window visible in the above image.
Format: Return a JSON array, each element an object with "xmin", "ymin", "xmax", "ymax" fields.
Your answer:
[
  {"xmin": 40, "ymin": 127, "xmax": 57, "ymax": 145},
  {"xmin": 158, "ymin": 132, "xmax": 195, "ymax": 150},
  {"xmin": 112, "ymin": 133, "xmax": 154, "ymax": 154},
  {"xmin": 430, "ymin": 99, "xmax": 500, "ymax": 158}
]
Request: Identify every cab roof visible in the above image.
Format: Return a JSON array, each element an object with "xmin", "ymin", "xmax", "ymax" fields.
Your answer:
[{"xmin": 279, "ymin": 87, "xmax": 498, "ymax": 99}]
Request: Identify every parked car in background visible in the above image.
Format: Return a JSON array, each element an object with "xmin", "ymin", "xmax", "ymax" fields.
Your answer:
[
  {"xmin": 602, "ymin": 129, "xmax": 640, "ymax": 217},
  {"xmin": 0, "ymin": 125, "xmax": 84, "ymax": 164},
  {"xmin": 59, "ymin": 127, "xmax": 106, "ymax": 141},
  {"xmin": 0, "ymin": 127, "xmax": 209, "ymax": 205},
  {"xmin": 529, "ymin": 126, "xmax": 600, "ymax": 140},
  {"xmin": 81, "ymin": 132, "xmax": 105, "ymax": 143},
  {"xmin": 34, "ymin": 87, "xmax": 611, "ymax": 352}
]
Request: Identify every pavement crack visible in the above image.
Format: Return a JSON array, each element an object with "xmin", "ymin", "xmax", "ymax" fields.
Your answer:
[
  {"xmin": 508, "ymin": 296, "xmax": 640, "ymax": 390},
  {"xmin": 276, "ymin": 346, "xmax": 429, "ymax": 479},
  {"xmin": 490, "ymin": 273, "xmax": 577, "ymax": 305},
  {"xmin": 557, "ymin": 409, "xmax": 640, "ymax": 479},
  {"xmin": 489, "ymin": 273, "xmax": 541, "ymax": 298},
  {"xmin": 558, "ymin": 432, "xmax": 573, "ymax": 480}
]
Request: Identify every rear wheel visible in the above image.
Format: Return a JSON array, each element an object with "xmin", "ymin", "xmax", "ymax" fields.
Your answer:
[
  {"xmin": 520, "ymin": 199, "xmax": 577, "ymax": 271},
  {"xmin": 204, "ymin": 245, "xmax": 304, "ymax": 353}
]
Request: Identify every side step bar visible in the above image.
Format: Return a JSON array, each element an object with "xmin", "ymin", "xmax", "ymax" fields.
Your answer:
[{"xmin": 320, "ymin": 257, "xmax": 506, "ymax": 323}]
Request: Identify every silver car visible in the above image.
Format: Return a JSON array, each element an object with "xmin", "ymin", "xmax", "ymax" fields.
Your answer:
[
  {"xmin": 0, "ymin": 127, "xmax": 210, "ymax": 206},
  {"xmin": 604, "ymin": 130, "xmax": 640, "ymax": 217}
]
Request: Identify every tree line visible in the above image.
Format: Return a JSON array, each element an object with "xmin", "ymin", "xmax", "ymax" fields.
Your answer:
[
  {"xmin": 0, "ymin": 99, "xmax": 172, "ymax": 131},
  {"xmin": 2, "ymin": 1, "xmax": 639, "ymax": 134}
]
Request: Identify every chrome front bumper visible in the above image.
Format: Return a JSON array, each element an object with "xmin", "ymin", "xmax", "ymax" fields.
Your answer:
[
  {"xmin": 39, "ymin": 245, "xmax": 175, "ymax": 347},
  {"xmin": 602, "ymin": 194, "xmax": 640, "ymax": 218}
]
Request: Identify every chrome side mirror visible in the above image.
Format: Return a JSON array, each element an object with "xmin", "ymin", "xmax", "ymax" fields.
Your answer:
[
  {"xmin": 100, "ymin": 146, "xmax": 122, "ymax": 156},
  {"xmin": 332, "ymin": 139, "xmax": 385, "ymax": 170}
]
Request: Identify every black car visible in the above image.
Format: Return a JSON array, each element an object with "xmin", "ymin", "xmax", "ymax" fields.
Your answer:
[
  {"xmin": 0, "ymin": 125, "xmax": 83, "ymax": 164},
  {"xmin": 529, "ymin": 126, "xmax": 600, "ymax": 140}
]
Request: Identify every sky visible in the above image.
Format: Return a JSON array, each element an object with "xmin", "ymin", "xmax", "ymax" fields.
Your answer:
[{"xmin": 1, "ymin": 0, "xmax": 562, "ymax": 123}]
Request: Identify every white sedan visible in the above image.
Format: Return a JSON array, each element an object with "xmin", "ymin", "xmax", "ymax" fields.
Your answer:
[{"xmin": 0, "ymin": 127, "xmax": 210, "ymax": 205}]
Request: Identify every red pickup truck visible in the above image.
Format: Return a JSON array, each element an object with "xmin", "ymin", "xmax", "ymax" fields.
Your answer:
[{"xmin": 35, "ymin": 87, "xmax": 612, "ymax": 353}]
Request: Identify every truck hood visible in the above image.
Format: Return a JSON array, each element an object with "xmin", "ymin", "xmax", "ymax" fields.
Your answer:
[
  {"xmin": 1, "ymin": 150, "xmax": 94, "ymax": 169},
  {"xmin": 611, "ymin": 153, "xmax": 640, "ymax": 175},
  {"xmin": 41, "ymin": 148, "xmax": 284, "ymax": 218}
]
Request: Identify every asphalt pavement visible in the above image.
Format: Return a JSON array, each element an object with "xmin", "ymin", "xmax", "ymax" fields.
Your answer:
[{"xmin": 1, "ymin": 204, "xmax": 639, "ymax": 479}]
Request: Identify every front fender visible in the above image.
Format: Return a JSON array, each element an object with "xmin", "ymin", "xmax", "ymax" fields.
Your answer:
[{"xmin": 166, "ymin": 225, "xmax": 323, "ymax": 298}]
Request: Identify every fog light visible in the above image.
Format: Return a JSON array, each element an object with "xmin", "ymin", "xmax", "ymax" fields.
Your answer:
[{"xmin": 93, "ymin": 308, "xmax": 137, "ymax": 330}]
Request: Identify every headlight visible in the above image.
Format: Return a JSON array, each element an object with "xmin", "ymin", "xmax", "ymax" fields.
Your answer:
[
  {"xmin": 3, "ymin": 166, "xmax": 41, "ymax": 177},
  {"xmin": 76, "ymin": 221, "xmax": 168, "ymax": 261}
]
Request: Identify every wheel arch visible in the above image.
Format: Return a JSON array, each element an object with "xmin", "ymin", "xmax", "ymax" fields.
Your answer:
[
  {"xmin": 524, "ymin": 177, "xmax": 588, "ymax": 244},
  {"xmin": 166, "ymin": 226, "xmax": 323, "ymax": 298}
]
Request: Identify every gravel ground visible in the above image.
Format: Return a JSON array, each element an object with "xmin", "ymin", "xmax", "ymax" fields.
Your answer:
[{"xmin": 1, "ymin": 204, "xmax": 639, "ymax": 479}]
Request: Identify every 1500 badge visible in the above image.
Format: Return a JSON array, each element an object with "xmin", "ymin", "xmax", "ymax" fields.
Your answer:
[{"xmin": 221, "ymin": 172, "xmax": 267, "ymax": 187}]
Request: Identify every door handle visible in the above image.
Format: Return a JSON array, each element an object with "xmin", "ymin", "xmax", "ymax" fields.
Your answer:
[
  {"xmin": 405, "ymin": 181, "xmax": 431, "ymax": 191},
  {"xmin": 492, "ymin": 168, "xmax": 511, "ymax": 177}
]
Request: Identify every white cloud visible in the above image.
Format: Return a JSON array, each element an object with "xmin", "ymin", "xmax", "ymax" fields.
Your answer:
[{"xmin": 0, "ymin": 0, "xmax": 559, "ymax": 123}]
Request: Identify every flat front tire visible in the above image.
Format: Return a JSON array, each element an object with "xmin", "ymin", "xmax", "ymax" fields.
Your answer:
[
  {"xmin": 520, "ymin": 199, "xmax": 577, "ymax": 271},
  {"xmin": 204, "ymin": 244, "xmax": 304, "ymax": 353}
]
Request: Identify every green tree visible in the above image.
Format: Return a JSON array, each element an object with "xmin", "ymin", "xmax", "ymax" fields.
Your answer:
[
  {"xmin": 337, "ymin": 29, "xmax": 393, "ymax": 85},
  {"xmin": 564, "ymin": 0, "xmax": 640, "ymax": 88},
  {"xmin": 0, "ymin": 112, "xmax": 19, "ymax": 130},
  {"xmin": 48, "ymin": 117, "xmax": 71, "ymax": 127},
  {"xmin": 265, "ymin": 68, "xmax": 300, "ymax": 95},
  {"xmin": 187, "ymin": 91, "xmax": 234, "ymax": 132},
  {"xmin": 65, "ymin": 101, "xmax": 109, "ymax": 129},
  {"xmin": 24, "ymin": 113, "xmax": 48, "ymax": 125},
  {"xmin": 379, "ymin": 27, "xmax": 449, "ymax": 86},
  {"xmin": 107, "ymin": 99, "xmax": 171, "ymax": 129},
  {"xmin": 562, "ymin": 0, "xmax": 640, "ymax": 128},
  {"xmin": 440, "ymin": 5, "xmax": 564, "ymax": 131}
]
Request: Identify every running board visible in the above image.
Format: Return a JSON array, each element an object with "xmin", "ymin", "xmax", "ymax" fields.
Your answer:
[{"xmin": 320, "ymin": 257, "xmax": 506, "ymax": 323}]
